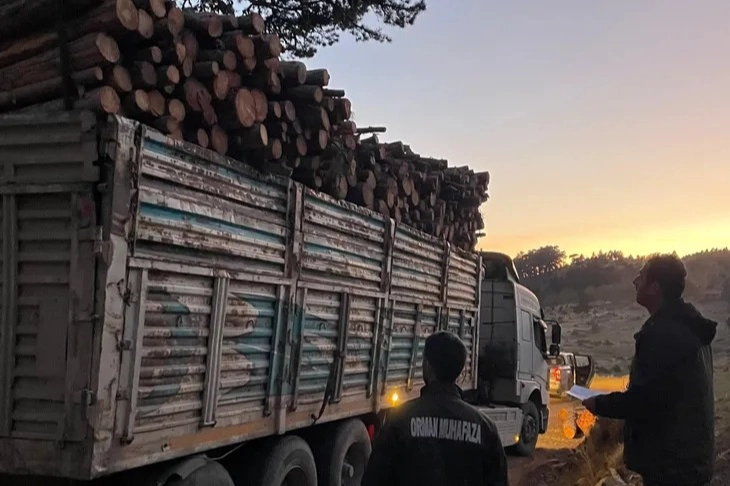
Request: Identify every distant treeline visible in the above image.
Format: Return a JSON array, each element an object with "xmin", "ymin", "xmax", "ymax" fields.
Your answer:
[{"xmin": 513, "ymin": 246, "xmax": 730, "ymax": 306}]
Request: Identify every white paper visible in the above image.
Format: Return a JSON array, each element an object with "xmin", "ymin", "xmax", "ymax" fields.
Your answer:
[{"xmin": 566, "ymin": 385, "xmax": 608, "ymax": 401}]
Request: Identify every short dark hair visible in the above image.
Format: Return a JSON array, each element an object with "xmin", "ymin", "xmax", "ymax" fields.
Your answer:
[
  {"xmin": 645, "ymin": 253, "xmax": 687, "ymax": 300},
  {"xmin": 424, "ymin": 331, "xmax": 467, "ymax": 382}
]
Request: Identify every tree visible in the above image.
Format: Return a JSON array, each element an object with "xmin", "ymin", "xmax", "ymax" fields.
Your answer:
[
  {"xmin": 514, "ymin": 245, "xmax": 567, "ymax": 279},
  {"xmin": 177, "ymin": 0, "xmax": 427, "ymax": 58}
]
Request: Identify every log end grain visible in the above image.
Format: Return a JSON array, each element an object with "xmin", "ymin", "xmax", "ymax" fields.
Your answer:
[{"xmin": 137, "ymin": 8, "xmax": 154, "ymax": 39}]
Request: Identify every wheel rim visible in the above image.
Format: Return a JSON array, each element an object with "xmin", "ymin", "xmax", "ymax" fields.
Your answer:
[
  {"xmin": 341, "ymin": 441, "xmax": 368, "ymax": 486},
  {"xmin": 282, "ymin": 466, "xmax": 308, "ymax": 486},
  {"xmin": 522, "ymin": 413, "xmax": 538, "ymax": 445}
]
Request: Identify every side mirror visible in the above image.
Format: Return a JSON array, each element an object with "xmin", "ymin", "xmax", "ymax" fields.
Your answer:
[
  {"xmin": 549, "ymin": 344, "xmax": 561, "ymax": 357},
  {"xmin": 551, "ymin": 323, "xmax": 562, "ymax": 345}
]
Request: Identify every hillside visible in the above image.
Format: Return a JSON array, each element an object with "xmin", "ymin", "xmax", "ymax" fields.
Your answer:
[{"xmin": 512, "ymin": 247, "xmax": 730, "ymax": 374}]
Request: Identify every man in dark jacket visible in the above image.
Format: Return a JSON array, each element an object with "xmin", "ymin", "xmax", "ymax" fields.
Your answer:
[
  {"xmin": 362, "ymin": 331, "xmax": 508, "ymax": 486},
  {"xmin": 583, "ymin": 254, "xmax": 717, "ymax": 486}
]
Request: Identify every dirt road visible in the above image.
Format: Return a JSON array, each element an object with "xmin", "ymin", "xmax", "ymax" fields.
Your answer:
[{"xmin": 508, "ymin": 376, "xmax": 629, "ymax": 485}]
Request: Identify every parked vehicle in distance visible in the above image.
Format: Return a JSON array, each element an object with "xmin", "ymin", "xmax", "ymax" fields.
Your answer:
[{"xmin": 548, "ymin": 352, "xmax": 595, "ymax": 397}]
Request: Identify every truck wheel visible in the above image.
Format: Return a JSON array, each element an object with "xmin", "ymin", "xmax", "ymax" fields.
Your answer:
[
  {"xmin": 251, "ymin": 436, "xmax": 318, "ymax": 486},
  {"xmin": 166, "ymin": 461, "xmax": 234, "ymax": 486},
  {"xmin": 510, "ymin": 401, "xmax": 540, "ymax": 457},
  {"xmin": 312, "ymin": 419, "xmax": 372, "ymax": 486}
]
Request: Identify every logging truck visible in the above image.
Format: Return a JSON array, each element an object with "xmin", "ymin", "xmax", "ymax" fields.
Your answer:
[{"xmin": 0, "ymin": 113, "xmax": 560, "ymax": 486}]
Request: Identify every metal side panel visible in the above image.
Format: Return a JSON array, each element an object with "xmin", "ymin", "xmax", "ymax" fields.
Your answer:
[
  {"xmin": 300, "ymin": 188, "xmax": 388, "ymax": 292},
  {"xmin": 390, "ymin": 224, "xmax": 445, "ymax": 303},
  {"xmin": 133, "ymin": 128, "xmax": 290, "ymax": 278},
  {"xmin": 446, "ymin": 248, "xmax": 481, "ymax": 309},
  {"xmin": 382, "ymin": 300, "xmax": 440, "ymax": 395},
  {"xmin": 445, "ymin": 307, "xmax": 478, "ymax": 390}
]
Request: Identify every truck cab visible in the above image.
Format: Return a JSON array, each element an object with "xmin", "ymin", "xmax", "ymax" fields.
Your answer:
[{"xmin": 466, "ymin": 251, "xmax": 561, "ymax": 455}]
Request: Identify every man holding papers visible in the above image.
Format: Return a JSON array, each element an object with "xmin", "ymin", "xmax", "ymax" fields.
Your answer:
[{"xmin": 582, "ymin": 254, "xmax": 717, "ymax": 486}]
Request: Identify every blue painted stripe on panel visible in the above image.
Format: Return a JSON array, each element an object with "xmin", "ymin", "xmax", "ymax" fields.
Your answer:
[{"xmin": 139, "ymin": 202, "xmax": 285, "ymax": 245}]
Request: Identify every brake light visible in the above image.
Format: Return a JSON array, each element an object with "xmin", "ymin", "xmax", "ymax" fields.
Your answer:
[{"xmin": 551, "ymin": 368, "xmax": 561, "ymax": 381}]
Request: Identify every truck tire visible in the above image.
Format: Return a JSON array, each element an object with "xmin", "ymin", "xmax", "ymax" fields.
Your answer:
[
  {"xmin": 510, "ymin": 401, "xmax": 540, "ymax": 457},
  {"xmin": 166, "ymin": 461, "xmax": 234, "ymax": 486},
  {"xmin": 312, "ymin": 419, "xmax": 372, "ymax": 486},
  {"xmin": 246, "ymin": 436, "xmax": 318, "ymax": 486}
]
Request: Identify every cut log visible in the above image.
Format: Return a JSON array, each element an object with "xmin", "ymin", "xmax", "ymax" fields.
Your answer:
[
  {"xmin": 136, "ymin": 8, "xmax": 154, "ymax": 39},
  {"xmin": 216, "ymin": 88, "xmax": 256, "ymax": 129},
  {"xmin": 155, "ymin": 7, "xmax": 184, "ymax": 37},
  {"xmin": 266, "ymin": 138, "xmax": 283, "ymax": 160},
  {"xmin": 243, "ymin": 70, "xmax": 281, "ymax": 95},
  {"xmin": 0, "ymin": 0, "xmax": 136, "ymax": 70},
  {"xmin": 133, "ymin": 0, "xmax": 166, "ymax": 18},
  {"xmin": 305, "ymin": 69, "xmax": 330, "ymax": 87},
  {"xmin": 147, "ymin": 90, "xmax": 165, "ymax": 116},
  {"xmin": 179, "ymin": 58, "xmax": 193, "ymax": 78},
  {"xmin": 296, "ymin": 104, "xmax": 330, "ymax": 131},
  {"xmin": 322, "ymin": 88, "xmax": 345, "ymax": 97},
  {"xmin": 121, "ymin": 89, "xmax": 149, "ymax": 117},
  {"xmin": 279, "ymin": 61, "xmax": 307, "ymax": 86},
  {"xmin": 152, "ymin": 116, "xmax": 180, "ymax": 134},
  {"xmin": 282, "ymin": 100, "xmax": 296, "ymax": 122},
  {"xmin": 184, "ymin": 127, "xmax": 209, "ymax": 148},
  {"xmin": 358, "ymin": 170, "xmax": 376, "ymax": 190},
  {"xmin": 307, "ymin": 129, "xmax": 329, "ymax": 153},
  {"xmin": 220, "ymin": 31, "xmax": 254, "ymax": 58},
  {"xmin": 219, "ymin": 14, "xmax": 239, "ymax": 31},
  {"xmin": 284, "ymin": 85, "xmax": 323, "ymax": 104},
  {"xmin": 106, "ymin": 65, "xmax": 132, "ymax": 93},
  {"xmin": 161, "ymin": 43, "xmax": 186, "ymax": 65},
  {"xmin": 252, "ymin": 34, "xmax": 282, "ymax": 59},
  {"xmin": 183, "ymin": 12, "xmax": 223, "ymax": 38},
  {"xmin": 157, "ymin": 65, "xmax": 180, "ymax": 86},
  {"xmin": 209, "ymin": 125, "xmax": 228, "ymax": 154},
  {"xmin": 334, "ymin": 98, "xmax": 352, "ymax": 121},
  {"xmin": 237, "ymin": 13, "xmax": 265, "ymax": 35},
  {"xmin": 287, "ymin": 136, "xmax": 308, "ymax": 157},
  {"xmin": 130, "ymin": 61, "xmax": 157, "ymax": 88},
  {"xmin": 267, "ymin": 101, "xmax": 282, "ymax": 120},
  {"xmin": 0, "ymin": 32, "xmax": 120, "ymax": 89},
  {"xmin": 236, "ymin": 123, "xmax": 268, "ymax": 149},
  {"xmin": 209, "ymin": 73, "xmax": 229, "ymax": 101},
  {"xmin": 197, "ymin": 50, "xmax": 237, "ymax": 71},
  {"xmin": 375, "ymin": 183, "xmax": 397, "ymax": 209},
  {"xmin": 73, "ymin": 85, "xmax": 121, "ymax": 114},
  {"xmin": 225, "ymin": 71, "xmax": 241, "ymax": 89},
  {"xmin": 182, "ymin": 78, "xmax": 212, "ymax": 112},
  {"xmin": 0, "ymin": 66, "xmax": 103, "ymax": 112},
  {"xmin": 324, "ymin": 173, "xmax": 349, "ymax": 200},
  {"xmin": 135, "ymin": 46, "xmax": 162, "ymax": 63},
  {"xmin": 240, "ymin": 56, "xmax": 257, "ymax": 73},
  {"xmin": 167, "ymin": 98, "xmax": 186, "ymax": 122},
  {"xmin": 347, "ymin": 183, "xmax": 375, "ymax": 209},
  {"xmin": 251, "ymin": 89, "xmax": 268, "ymax": 122},
  {"xmin": 181, "ymin": 30, "xmax": 199, "ymax": 61}
]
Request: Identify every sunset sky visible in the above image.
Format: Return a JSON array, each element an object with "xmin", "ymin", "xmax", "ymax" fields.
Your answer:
[{"xmin": 310, "ymin": 0, "xmax": 730, "ymax": 257}]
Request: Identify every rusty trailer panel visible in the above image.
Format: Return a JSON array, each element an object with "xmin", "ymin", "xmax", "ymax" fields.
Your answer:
[{"xmin": 0, "ymin": 114, "xmax": 484, "ymax": 480}]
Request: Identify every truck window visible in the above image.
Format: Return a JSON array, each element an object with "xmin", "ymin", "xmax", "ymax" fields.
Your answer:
[
  {"xmin": 575, "ymin": 355, "xmax": 591, "ymax": 368},
  {"xmin": 520, "ymin": 310, "xmax": 532, "ymax": 342},
  {"xmin": 532, "ymin": 317, "xmax": 548, "ymax": 353}
]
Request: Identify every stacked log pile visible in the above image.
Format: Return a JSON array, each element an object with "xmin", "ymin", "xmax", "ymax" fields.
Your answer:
[{"xmin": 0, "ymin": 0, "xmax": 489, "ymax": 250}]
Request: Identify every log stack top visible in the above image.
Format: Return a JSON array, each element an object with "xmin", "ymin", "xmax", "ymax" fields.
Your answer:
[{"xmin": 0, "ymin": 0, "xmax": 489, "ymax": 251}]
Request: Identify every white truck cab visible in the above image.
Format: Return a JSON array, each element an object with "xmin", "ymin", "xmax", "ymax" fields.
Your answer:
[{"xmin": 465, "ymin": 252, "xmax": 561, "ymax": 455}]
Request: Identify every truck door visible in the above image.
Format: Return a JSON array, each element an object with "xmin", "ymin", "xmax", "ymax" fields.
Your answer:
[
  {"xmin": 574, "ymin": 354, "xmax": 595, "ymax": 388},
  {"xmin": 0, "ymin": 113, "xmax": 98, "ymax": 443}
]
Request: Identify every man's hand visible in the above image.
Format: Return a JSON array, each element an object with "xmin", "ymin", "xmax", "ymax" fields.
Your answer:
[{"xmin": 582, "ymin": 396, "xmax": 597, "ymax": 414}]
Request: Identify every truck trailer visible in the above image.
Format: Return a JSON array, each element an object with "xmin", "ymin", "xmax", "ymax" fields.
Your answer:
[{"xmin": 0, "ymin": 113, "xmax": 561, "ymax": 485}]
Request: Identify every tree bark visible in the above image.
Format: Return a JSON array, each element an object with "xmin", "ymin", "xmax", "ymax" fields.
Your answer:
[
  {"xmin": 130, "ymin": 61, "xmax": 157, "ymax": 88},
  {"xmin": 0, "ymin": 0, "xmax": 104, "ymax": 42},
  {"xmin": 197, "ymin": 50, "xmax": 237, "ymax": 71},
  {"xmin": 252, "ymin": 34, "xmax": 282, "ymax": 59},
  {"xmin": 284, "ymin": 85, "xmax": 323, "ymax": 104},
  {"xmin": 279, "ymin": 61, "xmax": 307, "ymax": 86},
  {"xmin": 220, "ymin": 31, "xmax": 254, "ymax": 58},
  {"xmin": 215, "ymin": 88, "xmax": 256, "ymax": 129},
  {"xmin": 237, "ymin": 13, "xmax": 265, "ymax": 35},
  {"xmin": 0, "ymin": 32, "xmax": 120, "ymax": 89},
  {"xmin": 0, "ymin": 66, "xmax": 103, "ymax": 112},
  {"xmin": 183, "ymin": 12, "xmax": 223, "ymax": 38},
  {"xmin": 121, "ymin": 89, "xmax": 149, "ymax": 117},
  {"xmin": 193, "ymin": 61, "xmax": 219, "ymax": 79},
  {"xmin": 184, "ymin": 127, "xmax": 209, "ymax": 148},
  {"xmin": 135, "ymin": 46, "xmax": 162, "ymax": 63},
  {"xmin": 152, "ymin": 115, "xmax": 180, "ymax": 134},
  {"xmin": 235, "ymin": 123, "xmax": 268, "ymax": 149},
  {"xmin": 305, "ymin": 69, "xmax": 330, "ymax": 87}
]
